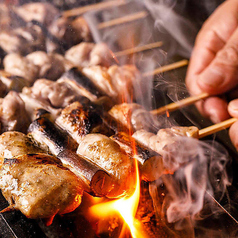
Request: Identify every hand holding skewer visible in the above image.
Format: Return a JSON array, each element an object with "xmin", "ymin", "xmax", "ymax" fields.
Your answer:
[{"xmin": 185, "ymin": 0, "xmax": 238, "ymax": 150}]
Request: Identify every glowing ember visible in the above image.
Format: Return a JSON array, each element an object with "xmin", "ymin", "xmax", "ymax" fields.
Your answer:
[{"xmin": 89, "ymin": 160, "xmax": 147, "ymax": 238}]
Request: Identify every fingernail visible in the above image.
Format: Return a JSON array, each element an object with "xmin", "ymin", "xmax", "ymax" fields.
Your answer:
[
  {"xmin": 229, "ymin": 100, "xmax": 238, "ymax": 111},
  {"xmin": 198, "ymin": 67, "xmax": 224, "ymax": 88}
]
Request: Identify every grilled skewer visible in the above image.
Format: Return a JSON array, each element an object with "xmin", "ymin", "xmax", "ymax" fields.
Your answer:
[
  {"xmin": 111, "ymin": 132, "xmax": 163, "ymax": 182},
  {"xmin": 28, "ymin": 116, "xmax": 118, "ymax": 198},
  {"xmin": 0, "ymin": 131, "xmax": 84, "ymax": 225}
]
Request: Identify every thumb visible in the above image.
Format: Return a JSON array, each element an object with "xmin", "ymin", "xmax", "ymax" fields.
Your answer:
[{"xmin": 196, "ymin": 28, "xmax": 238, "ymax": 95}]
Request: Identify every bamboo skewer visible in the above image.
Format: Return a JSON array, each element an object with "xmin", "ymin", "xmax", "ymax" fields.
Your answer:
[
  {"xmin": 142, "ymin": 59, "xmax": 189, "ymax": 77},
  {"xmin": 63, "ymin": 0, "xmax": 126, "ymax": 18},
  {"xmin": 114, "ymin": 41, "xmax": 163, "ymax": 57},
  {"xmin": 150, "ymin": 92, "xmax": 209, "ymax": 115},
  {"xmin": 198, "ymin": 118, "xmax": 238, "ymax": 139},
  {"xmin": 98, "ymin": 11, "xmax": 148, "ymax": 29}
]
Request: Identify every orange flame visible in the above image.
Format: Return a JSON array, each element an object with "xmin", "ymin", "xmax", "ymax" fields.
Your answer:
[{"xmin": 89, "ymin": 160, "xmax": 147, "ymax": 238}]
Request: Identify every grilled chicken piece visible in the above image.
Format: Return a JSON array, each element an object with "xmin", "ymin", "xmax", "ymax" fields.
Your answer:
[
  {"xmin": 65, "ymin": 42, "xmax": 113, "ymax": 68},
  {"xmin": 25, "ymin": 79, "xmax": 83, "ymax": 109},
  {"xmin": 28, "ymin": 117, "xmax": 114, "ymax": 197},
  {"xmin": 133, "ymin": 126, "xmax": 199, "ymax": 155},
  {"xmin": 0, "ymin": 131, "xmax": 83, "ymax": 223},
  {"xmin": 0, "ymin": 91, "xmax": 30, "ymax": 133},
  {"xmin": 15, "ymin": 2, "xmax": 59, "ymax": 27},
  {"xmin": 82, "ymin": 64, "xmax": 141, "ymax": 102},
  {"xmin": 3, "ymin": 53, "xmax": 39, "ymax": 84},
  {"xmin": 111, "ymin": 132, "xmax": 163, "ymax": 182},
  {"xmin": 26, "ymin": 51, "xmax": 65, "ymax": 80},
  {"xmin": 56, "ymin": 101, "xmax": 103, "ymax": 144},
  {"xmin": 108, "ymin": 64, "xmax": 141, "ymax": 102},
  {"xmin": 46, "ymin": 16, "xmax": 91, "ymax": 53},
  {"xmin": 71, "ymin": 17, "xmax": 92, "ymax": 42},
  {"xmin": 0, "ymin": 131, "xmax": 42, "ymax": 161},
  {"xmin": 0, "ymin": 31, "xmax": 27, "ymax": 54},
  {"xmin": 82, "ymin": 66, "xmax": 118, "ymax": 98},
  {"xmin": 59, "ymin": 68, "xmax": 102, "ymax": 101},
  {"xmin": 0, "ymin": 4, "xmax": 17, "ymax": 30},
  {"xmin": 0, "ymin": 24, "xmax": 45, "ymax": 55},
  {"xmin": 77, "ymin": 133, "xmax": 136, "ymax": 198},
  {"xmin": 132, "ymin": 126, "xmax": 199, "ymax": 170},
  {"xmin": 65, "ymin": 42, "xmax": 94, "ymax": 68},
  {"xmin": 109, "ymin": 103, "xmax": 155, "ymax": 132},
  {"xmin": 14, "ymin": 24, "xmax": 45, "ymax": 52},
  {"xmin": 0, "ymin": 70, "xmax": 30, "ymax": 92},
  {"xmin": 20, "ymin": 79, "xmax": 85, "ymax": 120}
]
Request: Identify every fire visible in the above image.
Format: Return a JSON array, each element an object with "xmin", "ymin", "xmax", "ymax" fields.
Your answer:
[{"xmin": 89, "ymin": 160, "xmax": 147, "ymax": 238}]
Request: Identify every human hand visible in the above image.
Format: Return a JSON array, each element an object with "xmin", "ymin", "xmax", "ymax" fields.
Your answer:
[{"xmin": 185, "ymin": 0, "xmax": 238, "ymax": 149}]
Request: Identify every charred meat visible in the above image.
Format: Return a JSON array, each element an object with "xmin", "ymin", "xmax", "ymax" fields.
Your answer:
[
  {"xmin": 0, "ymin": 131, "xmax": 83, "ymax": 223},
  {"xmin": 77, "ymin": 133, "xmax": 136, "ymax": 198},
  {"xmin": 0, "ymin": 91, "xmax": 30, "ymax": 133},
  {"xmin": 28, "ymin": 117, "xmax": 115, "ymax": 198}
]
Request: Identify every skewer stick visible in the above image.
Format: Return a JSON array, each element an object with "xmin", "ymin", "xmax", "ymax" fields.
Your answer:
[
  {"xmin": 98, "ymin": 11, "xmax": 148, "ymax": 29},
  {"xmin": 63, "ymin": 0, "xmax": 126, "ymax": 18},
  {"xmin": 198, "ymin": 118, "xmax": 238, "ymax": 139},
  {"xmin": 114, "ymin": 41, "xmax": 163, "ymax": 57},
  {"xmin": 142, "ymin": 59, "xmax": 189, "ymax": 77},
  {"xmin": 151, "ymin": 92, "xmax": 209, "ymax": 115}
]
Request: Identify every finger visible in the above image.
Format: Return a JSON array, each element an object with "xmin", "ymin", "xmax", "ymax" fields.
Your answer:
[
  {"xmin": 229, "ymin": 120, "xmax": 238, "ymax": 150},
  {"xmin": 196, "ymin": 96, "xmax": 230, "ymax": 123},
  {"xmin": 196, "ymin": 27, "xmax": 238, "ymax": 95},
  {"xmin": 186, "ymin": 0, "xmax": 238, "ymax": 95},
  {"xmin": 228, "ymin": 99, "xmax": 238, "ymax": 118}
]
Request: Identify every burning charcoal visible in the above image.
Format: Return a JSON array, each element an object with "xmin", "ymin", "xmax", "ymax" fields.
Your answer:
[
  {"xmin": 111, "ymin": 132, "xmax": 163, "ymax": 182},
  {"xmin": 0, "ymin": 70, "xmax": 30, "ymax": 92},
  {"xmin": 26, "ymin": 51, "xmax": 66, "ymax": 81},
  {"xmin": 28, "ymin": 117, "xmax": 115, "ymax": 198},
  {"xmin": 76, "ymin": 133, "xmax": 136, "ymax": 198},
  {"xmin": 3, "ymin": 53, "xmax": 39, "ymax": 84},
  {"xmin": 15, "ymin": 2, "xmax": 59, "ymax": 27},
  {"xmin": 0, "ymin": 91, "xmax": 31, "ymax": 133},
  {"xmin": 0, "ymin": 131, "xmax": 83, "ymax": 224},
  {"xmin": 55, "ymin": 101, "xmax": 103, "ymax": 144},
  {"xmin": 65, "ymin": 42, "xmax": 113, "ymax": 68}
]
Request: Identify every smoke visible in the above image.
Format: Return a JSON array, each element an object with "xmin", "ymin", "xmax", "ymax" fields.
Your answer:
[{"xmin": 149, "ymin": 137, "xmax": 235, "ymax": 236}]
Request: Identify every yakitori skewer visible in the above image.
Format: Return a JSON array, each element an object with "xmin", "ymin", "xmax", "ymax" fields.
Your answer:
[
  {"xmin": 150, "ymin": 92, "xmax": 209, "ymax": 115},
  {"xmin": 98, "ymin": 11, "xmax": 148, "ymax": 29},
  {"xmin": 142, "ymin": 59, "xmax": 189, "ymax": 77},
  {"xmin": 114, "ymin": 41, "xmax": 163, "ymax": 57},
  {"xmin": 198, "ymin": 117, "xmax": 238, "ymax": 139},
  {"xmin": 63, "ymin": 0, "xmax": 126, "ymax": 18}
]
